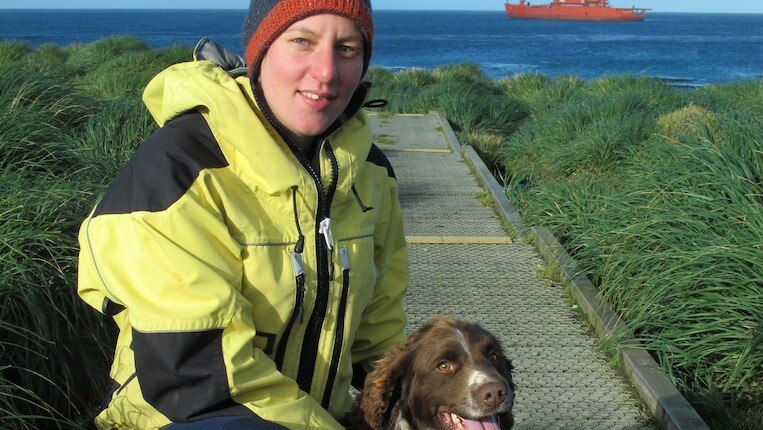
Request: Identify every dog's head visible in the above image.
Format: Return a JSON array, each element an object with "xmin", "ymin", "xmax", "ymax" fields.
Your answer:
[{"xmin": 355, "ymin": 316, "xmax": 514, "ymax": 430}]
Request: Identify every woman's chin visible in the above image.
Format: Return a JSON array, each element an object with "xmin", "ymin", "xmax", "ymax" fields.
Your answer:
[{"xmin": 288, "ymin": 120, "xmax": 333, "ymax": 138}]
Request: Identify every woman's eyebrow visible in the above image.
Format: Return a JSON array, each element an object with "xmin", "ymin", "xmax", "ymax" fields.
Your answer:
[
  {"xmin": 283, "ymin": 26, "xmax": 318, "ymax": 37},
  {"xmin": 282, "ymin": 26, "xmax": 362, "ymax": 42},
  {"xmin": 338, "ymin": 34, "xmax": 363, "ymax": 43}
]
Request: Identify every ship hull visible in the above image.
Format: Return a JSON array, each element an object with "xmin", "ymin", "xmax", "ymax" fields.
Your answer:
[{"xmin": 505, "ymin": 3, "xmax": 646, "ymax": 21}]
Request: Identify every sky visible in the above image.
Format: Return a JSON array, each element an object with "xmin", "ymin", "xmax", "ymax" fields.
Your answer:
[{"xmin": 1, "ymin": 1, "xmax": 762, "ymax": 14}]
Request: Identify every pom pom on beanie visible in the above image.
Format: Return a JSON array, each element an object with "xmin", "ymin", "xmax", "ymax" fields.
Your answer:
[{"xmin": 242, "ymin": 0, "xmax": 374, "ymax": 79}]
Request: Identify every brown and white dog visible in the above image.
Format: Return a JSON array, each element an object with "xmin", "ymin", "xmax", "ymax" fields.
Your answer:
[{"xmin": 347, "ymin": 316, "xmax": 514, "ymax": 430}]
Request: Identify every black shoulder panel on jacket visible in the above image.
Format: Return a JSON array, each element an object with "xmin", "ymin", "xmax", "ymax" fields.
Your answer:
[
  {"xmin": 132, "ymin": 328, "xmax": 255, "ymax": 423},
  {"xmin": 366, "ymin": 144, "xmax": 396, "ymax": 179},
  {"xmin": 93, "ymin": 112, "xmax": 228, "ymax": 216}
]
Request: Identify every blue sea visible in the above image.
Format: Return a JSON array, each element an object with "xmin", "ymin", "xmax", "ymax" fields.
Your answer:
[{"xmin": 1, "ymin": 9, "xmax": 762, "ymax": 86}]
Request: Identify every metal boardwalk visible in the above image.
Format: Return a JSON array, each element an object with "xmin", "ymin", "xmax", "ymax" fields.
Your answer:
[{"xmin": 370, "ymin": 112, "xmax": 655, "ymax": 430}]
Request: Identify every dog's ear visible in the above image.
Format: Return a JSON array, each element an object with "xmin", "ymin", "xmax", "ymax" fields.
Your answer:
[
  {"xmin": 487, "ymin": 332, "xmax": 514, "ymax": 393},
  {"xmin": 358, "ymin": 343, "xmax": 410, "ymax": 428},
  {"xmin": 358, "ymin": 327, "xmax": 427, "ymax": 429},
  {"xmin": 501, "ymin": 355, "xmax": 515, "ymax": 392},
  {"xmin": 499, "ymin": 351, "xmax": 515, "ymax": 430},
  {"xmin": 499, "ymin": 411, "xmax": 515, "ymax": 430}
]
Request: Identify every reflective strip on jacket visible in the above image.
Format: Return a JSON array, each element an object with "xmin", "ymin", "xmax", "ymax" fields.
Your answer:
[{"xmin": 77, "ymin": 61, "xmax": 409, "ymax": 430}]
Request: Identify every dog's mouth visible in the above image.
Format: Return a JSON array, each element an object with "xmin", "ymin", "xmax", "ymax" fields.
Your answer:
[{"xmin": 439, "ymin": 412, "xmax": 500, "ymax": 430}]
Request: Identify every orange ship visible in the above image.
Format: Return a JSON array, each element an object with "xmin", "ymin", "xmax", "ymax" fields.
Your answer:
[{"xmin": 505, "ymin": 0, "xmax": 649, "ymax": 22}]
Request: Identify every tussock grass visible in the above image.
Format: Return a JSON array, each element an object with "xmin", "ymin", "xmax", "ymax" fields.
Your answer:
[
  {"xmin": 1, "ymin": 171, "xmax": 111, "ymax": 429},
  {"xmin": 656, "ymin": 104, "xmax": 719, "ymax": 139},
  {"xmin": 430, "ymin": 62, "xmax": 493, "ymax": 86},
  {"xmin": 367, "ymin": 63, "xmax": 530, "ymax": 144},
  {"xmin": 461, "ymin": 133, "xmax": 506, "ymax": 170},
  {"xmin": 64, "ymin": 35, "xmax": 150, "ymax": 74},
  {"xmin": 0, "ymin": 42, "xmax": 72, "ymax": 74},
  {"xmin": 500, "ymin": 77, "xmax": 674, "ymax": 185},
  {"xmin": 0, "ymin": 40, "xmax": 34, "ymax": 63},
  {"xmin": 693, "ymin": 79, "xmax": 763, "ymax": 120},
  {"xmin": 75, "ymin": 46, "xmax": 191, "ymax": 97},
  {"xmin": 72, "ymin": 95, "xmax": 157, "ymax": 181},
  {"xmin": 392, "ymin": 67, "xmax": 437, "ymax": 88},
  {"xmin": 0, "ymin": 67, "xmax": 93, "ymax": 177},
  {"xmin": 504, "ymin": 74, "xmax": 586, "ymax": 117},
  {"xmin": 1, "ymin": 36, "xmax": 180, "ymax": 429},
  {"xmin": 24, "ymin": 44, "xmax": 72, "ymax": 69},
  {"xmin": 495, "ymin": 73, "xmax": 551, "ymax": 107}
]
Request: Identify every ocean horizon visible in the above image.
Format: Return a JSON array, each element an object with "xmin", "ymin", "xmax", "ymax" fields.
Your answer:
[{"xmin": 1, "ymin": 9, "xmax": 762, "ymax": 86}]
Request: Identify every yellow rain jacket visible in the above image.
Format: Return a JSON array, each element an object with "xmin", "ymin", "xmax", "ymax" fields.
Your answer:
[{"xmin": 77, "ymin": 61, "xmax": 408, "ymax": 430}]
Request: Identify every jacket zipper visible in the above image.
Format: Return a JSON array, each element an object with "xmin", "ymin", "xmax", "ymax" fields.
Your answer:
[
  {"xmin": 296, "ymin": 141, "xmax": 339, "ymax": 393},
  {"xmin": 321, "ymin": 246, "xmax": 352, "ymax": 407},
  {"xmin": 271, "ymin": 143, "xmax": 329, "ymax": 391}
]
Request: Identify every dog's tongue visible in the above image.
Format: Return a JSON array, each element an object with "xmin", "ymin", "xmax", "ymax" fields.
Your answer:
[{"xmin": 458, "ymin": 415, "xmax": 501, "ymax": 430}]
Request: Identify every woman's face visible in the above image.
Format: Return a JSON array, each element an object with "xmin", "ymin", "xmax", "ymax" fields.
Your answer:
[{"xmin": 259, "ymin": 13, "xmax": 365, "ymax": 137}]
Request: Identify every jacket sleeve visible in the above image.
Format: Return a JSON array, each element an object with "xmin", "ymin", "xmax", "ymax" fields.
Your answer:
[
  {"xmin": 350, "ymin": 175, "xmax": 409, "ymax": 378},
  {"xmin": 77, "ymin": 130, "xmax": 342, "ymax": 430}
]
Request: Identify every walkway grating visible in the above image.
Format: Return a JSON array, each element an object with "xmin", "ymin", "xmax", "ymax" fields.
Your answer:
[
  {"xmin": 406, "ymin": 236, "xmax": 514, "ymax": 244},
  {"xmin": 370, "ymin": 112, "xmax": 658, "ymax": 430}
]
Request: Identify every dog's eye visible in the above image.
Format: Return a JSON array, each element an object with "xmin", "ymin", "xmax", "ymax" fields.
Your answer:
[
  {"xmin": 436, "ymin": 360, "xmax": 453, "ymax": 372},
  {"xmin": 488, "ymin": 352, "xmax": 500, "ymax": 363}
]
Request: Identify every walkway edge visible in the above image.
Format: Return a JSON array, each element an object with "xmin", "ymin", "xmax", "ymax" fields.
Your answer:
[
  {"xmin": 451, "ymin": 120, "xmax": 710, "ymax": 430},
  {"xmin": 531, "ymin": 226, "xmax": 710, "ymax": 430}
]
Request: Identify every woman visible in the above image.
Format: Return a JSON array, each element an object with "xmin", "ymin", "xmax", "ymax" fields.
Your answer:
[{"xmin": 76, "ymin": 1, "xmax": 408, "ymax": 429}]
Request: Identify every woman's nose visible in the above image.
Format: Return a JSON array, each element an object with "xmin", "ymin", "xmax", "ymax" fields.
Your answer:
[{"xmin": 311, "ymin": 46, "xmax": 338, "ymax": 84}]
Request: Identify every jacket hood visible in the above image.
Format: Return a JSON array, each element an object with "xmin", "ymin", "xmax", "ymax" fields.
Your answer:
[{"xmin": 142, "ymin": 61, "xmax": 372, "ymax": 197}]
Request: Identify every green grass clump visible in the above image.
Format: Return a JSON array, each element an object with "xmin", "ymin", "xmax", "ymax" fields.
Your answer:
[
  {"xmin": 495, "ymin": 73, "xmax": 552, "ymax": 107},
  {"xmin": 71, "ymin": 95, "xmax": 157, "ymax": 181},
  {"xmin": 430, "ymin": 62, "xmax": 494, "ymax": 86},
  {"xmin": 3, "ymin": 42, "xmax": 73, "ymax": 74},
  {"xmin": 461, "ymin": 132, "xmax": 506, "ymax": 170},
  {"xmin": 502, "ymin": 74, "xmax": 586, "ymax": 117},
  {"xmin": 0, "ymin": 40, "xmax": 34, "ymax": 63},
  {"xmin": 392, "ymin": 67, "xmax": 438, "ymax": 88},
  {"xmin": 63, "ymin": 35, "xmax": 150, "ymax": 74},
  {"xmin": 1, "ymin": 36, "xmax": 192, "ymax": 429},
  {"xmin": 692, "ymin": 78, "xmax": 763, "ymax": 120},
  {"xmin": 656, "ymin": 104, "xmax": 719, "ymax": 139},
  {"xmin": 499, "ymin": 78, "xmax": 669, "ymax": 186},
  {"xmin": 1, "ymin": 170, "xmax": 112, "ymax": 429},
  {"xmin": 75, "ymin": 45, "xmax": 191, "ymax": 97},
  {"xmin": 366, "ymin": 63, "xmax": 530, "ymax": 149},
  {"xmin": 0, "ymin": 65, "xmax": 95, "ymax": 175}
]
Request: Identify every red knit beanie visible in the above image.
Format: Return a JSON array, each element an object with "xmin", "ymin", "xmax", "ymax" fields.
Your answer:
[{"xmin": 242, "ymin": 0, "xmax": 374, "ymax": 80}]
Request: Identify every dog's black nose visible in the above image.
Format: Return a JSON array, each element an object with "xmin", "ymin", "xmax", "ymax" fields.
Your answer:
[{"xmin": 478, "ymin": 381, "xmax": 508, "ymax": 408}]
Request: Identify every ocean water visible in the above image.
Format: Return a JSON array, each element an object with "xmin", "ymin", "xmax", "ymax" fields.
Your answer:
[{"xmin": 1, "ymin": 9, "xmax": 762, "ymax": 86}]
